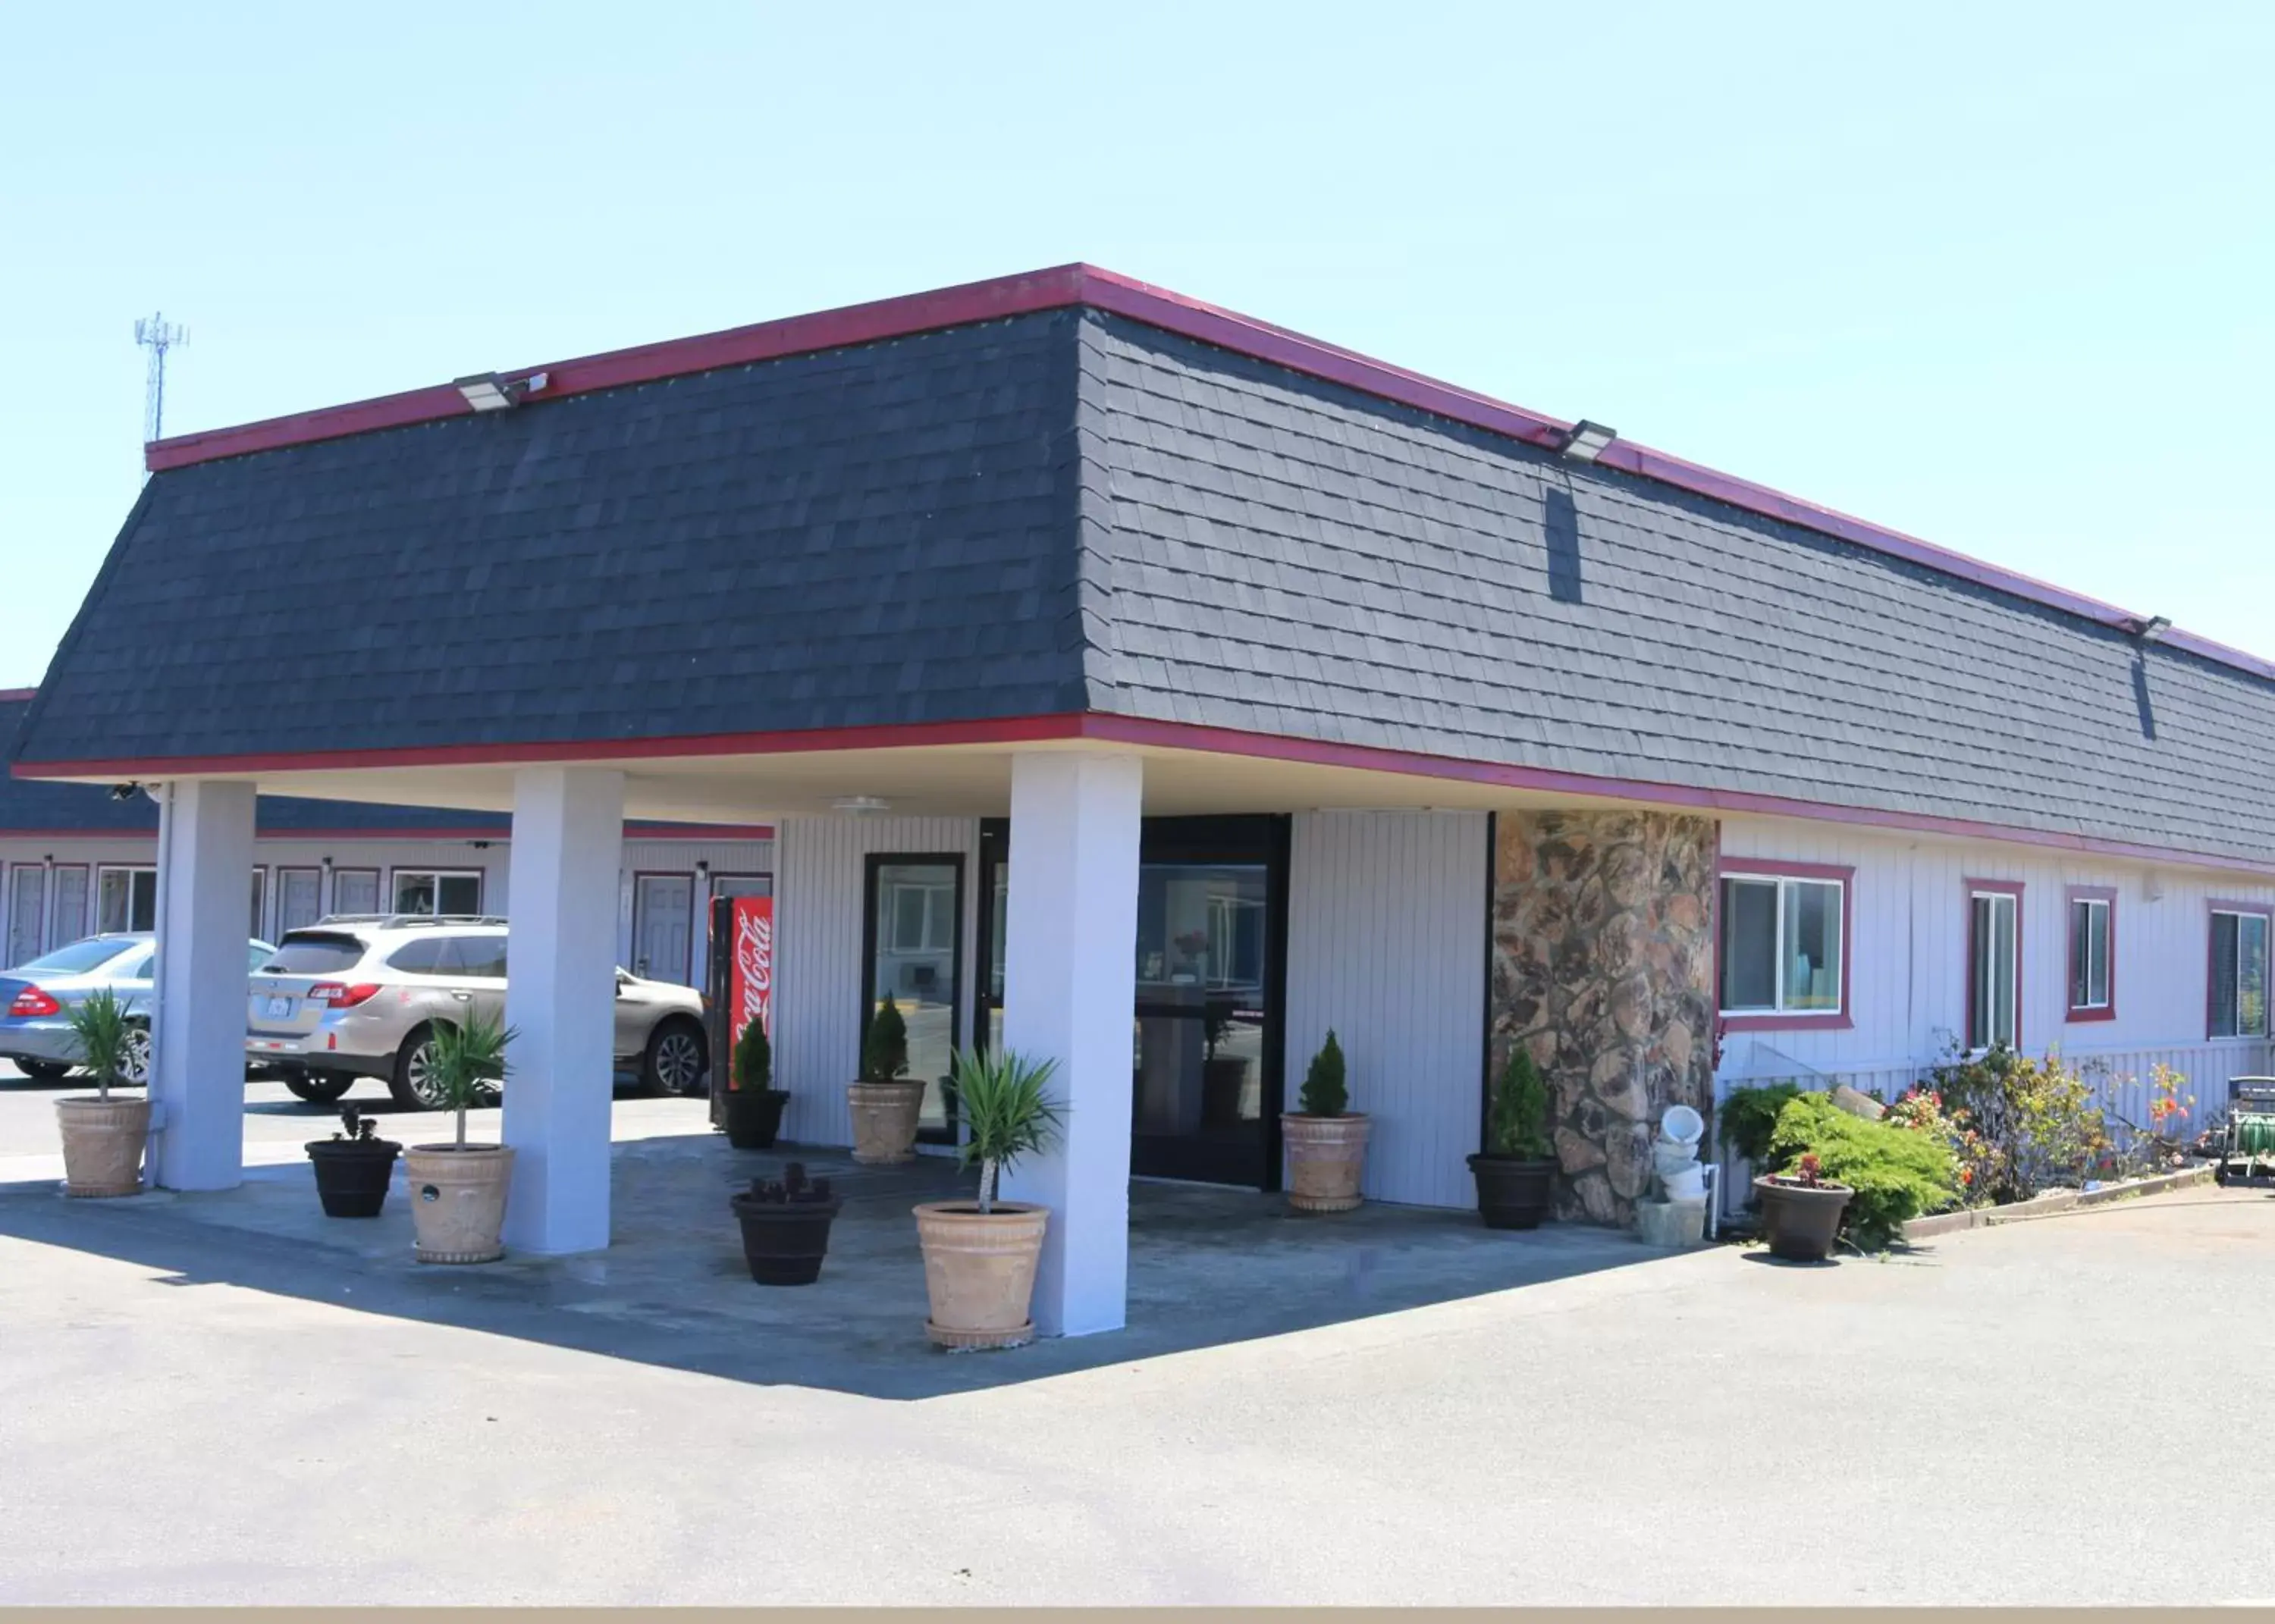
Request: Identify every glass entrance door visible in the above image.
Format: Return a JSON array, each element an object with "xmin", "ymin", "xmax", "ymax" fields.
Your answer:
[{"xmin": 972, "ymin": 814, "xmax": 1288, "ymax": 1190}]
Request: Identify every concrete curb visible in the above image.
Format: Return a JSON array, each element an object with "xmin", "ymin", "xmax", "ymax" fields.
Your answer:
[{"xmin": 1900, "ymin": 1164, "xmax": 2216, "ymax": 1242}]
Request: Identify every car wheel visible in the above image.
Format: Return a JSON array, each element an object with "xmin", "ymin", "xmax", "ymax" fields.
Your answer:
[
  {"xmin": 122, "ymin": 1024, "xmax": 152, "ymax": 1088},
  {"xmin": 15, "ymin": 1058, "xmax": 73, "ymax": 1083},
  {"xmin": 388, "ymin": 1024, "xmax": 447, "ymax": 1110},
  {"xmin": 642, "ymin": 1018, "xmax": 708, "ymax": 1098},
  {"xmin": 283, "ymin": 1070, "xmax": 356, "ymax": 1105}
]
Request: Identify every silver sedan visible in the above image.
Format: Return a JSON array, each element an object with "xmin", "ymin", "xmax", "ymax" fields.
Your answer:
[{"xmin": 0, "ymin": 933, "xmax": 275, "ymax": 1084}]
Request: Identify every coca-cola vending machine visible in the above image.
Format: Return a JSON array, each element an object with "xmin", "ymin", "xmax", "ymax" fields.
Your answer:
[{"xmin": 706, "ymin": 892, "xmax": 774, "ymax": 1128}]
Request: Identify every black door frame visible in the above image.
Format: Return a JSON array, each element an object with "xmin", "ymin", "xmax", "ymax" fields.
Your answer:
[
  {"xmin": 970, "ymin": 812, "xmax": 1291, "ymax": 1191},
  {"xmin": 861, "ymin": 851, "xmax": 965, "ymax": 1147}
]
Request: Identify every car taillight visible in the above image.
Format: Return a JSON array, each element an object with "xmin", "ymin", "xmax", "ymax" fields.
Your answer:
[
  {"xmin": 8, "ymin": 986, "xmax": 59, "ymax": 1017},
  {"xmin": 308, "ymin": 982, "xmax": 382, "ymax": 1009}
]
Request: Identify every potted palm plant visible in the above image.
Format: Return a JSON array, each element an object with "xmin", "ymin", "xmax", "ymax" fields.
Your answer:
[
  {"xmin": 846, "ymin": 994, "xmax": 922, "ymax": 1165},
  {"xmin": 1282, "ymin": 1029, "xmax": 1370, "ymax": 1212},
  {"xmin": 306, "ymin": 1104, "xmax": 403, "ymax": 1218},
  {"xmin": 402, "ymin": 1012, "xmax": 516, "ymax": 1264},
  {"xmin": 722, "ymin": 1014, "xmax": 789, "ymax": 1149},
  {"xmin": 55, "ymin": 987, "xmax": 148, "ymax": 1198},
  {"xmin": 729, "ymin": 1161, "xmax": 843, "ymax": 1284},
  {"xmin": 1468, "ymin": 1046, "xmax": 1557, "ymax": 1228},
  {"xmin": 913, "ymin": 1046, "xmax": 1062, "ymax": 1350}
]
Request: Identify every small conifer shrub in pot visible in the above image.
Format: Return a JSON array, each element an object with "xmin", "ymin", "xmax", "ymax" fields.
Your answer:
[
  {"xmin": 721, "ymin": 1014, "xmax": 789, "ymax": 1149},
  {"xmin": 54, "ymin": 986, "xmax": 149, "ymax": 1198},
  {"xmin": 1468, "ymin": 1047, "xmax": 1557, "ymax": 1229},
  {"xmin": 730, "ymin": 1162, "xmax": 843, "ymax": 1285},
  {"xmin": 846, "ymin": 995, "xmax": 924, "ymax": 1165},
  {"xmin": 306, "ymin": 1105, "xmax": 403, "ymax": 1218},
  {"xmin": 914, "ymin": 1046, "xmax": 1062, "ymax": 1350},
  {"xmin": 1281, "ymin": 1029, "xmax": 1371, "ymax": 1212}
]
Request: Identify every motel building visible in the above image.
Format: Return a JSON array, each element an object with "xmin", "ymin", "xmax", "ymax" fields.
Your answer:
[{"xmin": 11, "ymin": 265, "xmax": 2272, "ymax": 1337}]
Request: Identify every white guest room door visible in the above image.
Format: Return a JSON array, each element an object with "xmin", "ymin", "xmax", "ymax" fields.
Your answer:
[{"xmin": 633, "ymin": 874, "xmax": 694, "ymax": 984}]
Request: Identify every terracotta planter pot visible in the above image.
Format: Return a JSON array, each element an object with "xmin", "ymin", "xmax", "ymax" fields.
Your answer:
[
  {"xmin": 1754, "ymin": 1176, "xmax": 1853, "ymax": 1262},
  {"xmin": 730, "ymin": 1192, "xmax": 843, "ymax": 1285},
  {"xmin": 403, "ymin": 1144, "xmax": 516, "ymax": 1263},
  {"xmin": 306, "ymin": 1137, "xmax": 402, "ymax": 1218},
  {"xmin": 847, "ymin": 1080, "xmax": 925, "ymax": 1165},
  {"xmin": 56, "ymin": 1096, "xmax": 149, "ymax": 1198},
  {"xmin": 723, "ymin": 1088, "xmax": 789, "ymax": 1149},
  {"xmin": 1467, "ymin": 1153, "xmax": 1555, "ymax": 1230},
  {"xmin": 1282, "ymin": 1112, "xmax": 1372, "ymax": 1212},
  {"xmin": 914, "ymin": 1200, "xmax": 1048, "ymax": 1350}
]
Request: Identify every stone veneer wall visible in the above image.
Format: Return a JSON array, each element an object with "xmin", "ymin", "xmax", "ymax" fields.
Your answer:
[{"xmin": 1489, "ymin": 810, "xmax": 1717, "ymax": 1226}]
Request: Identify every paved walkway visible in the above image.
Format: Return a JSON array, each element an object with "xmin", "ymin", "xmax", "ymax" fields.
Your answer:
[{"xmin": 2, "ymin": 1115, "xmax": 2272, "ymax": 1602}]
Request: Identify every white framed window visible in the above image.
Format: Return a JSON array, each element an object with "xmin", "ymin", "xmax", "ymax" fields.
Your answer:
[
  {"xmin": 96, "ymin": 865, "xmax": 157, "ymax": 934},
  {"xmin": 392, "ymin": 870, "xmax": 483, "ymax": 917},
  {"xmin": 2210, "ymin": 907, "xmax": 2270, "ymax": 1039},
  {"xmin": 1718, "ymin": 869, "xmax": 1847, "ymax": 1019},
  {"xmin": 1968, "ymin": 883, "xmax": 2022, "ymax": 1051}
]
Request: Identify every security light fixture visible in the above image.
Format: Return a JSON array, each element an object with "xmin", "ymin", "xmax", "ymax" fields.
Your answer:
[
  {"xmin": 1558, "ymin": 420, "xmax": 1617, "ymax": 462},
  {"xmin": 455, "ymin": 372, "xmax": 526, "ymax": 412},
  {"xmin": 830, "ymin": 795, "xmax": 891, "ymax": 815},
  {"xmin": 109, "ymin": 782, "xmax": 138, "ymax": 802},
  {"xmin": 2131, "ymin": 614, "xmax": 2172, "ymax": 644}
]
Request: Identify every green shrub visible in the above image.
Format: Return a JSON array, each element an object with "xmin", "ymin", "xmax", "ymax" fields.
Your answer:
[
  {"xmin": 1766, "ymin": 1093, "xmax": 1960, "ymax": 1250},
  {"xmin": 1485, "ymin": 1047, "xmax": 1552, "ymax": 1158},
  {"xmin": 1924, "ymin": 1042, "xmax": 2110, "ymax": 1203},
  {"xmin": 1718, "ymin": 1082, "xmax": 1800, "ymax": 1165},
  {"xmin": 1298, "ymin": 1030, "xmax": 1348, "ymax": 1117},
  {"xmin": 732, "ymin": 1015, "xmax": 772, "ymax": 1093},
  {"xmin": 861, "ymin": 995, "xmax": 908, "ymax": 1083}
]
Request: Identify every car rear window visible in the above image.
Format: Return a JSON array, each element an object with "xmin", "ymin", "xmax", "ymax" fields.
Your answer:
[
  {"xmin": 262, "ymin": 933, "xmax": 370, "ymax": 975},
  {"xmin": 443, "ymin": 935, "xmax": 509, "ymax": 979},
  {"xmin": 11, "ymin": 938, "xmax": 141, "ymax": 976}
]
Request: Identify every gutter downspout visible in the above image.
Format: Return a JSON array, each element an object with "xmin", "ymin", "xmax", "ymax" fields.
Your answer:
[{"xmin": 141, "ymin": 780, "xmax": 174, "ymax": 1190}]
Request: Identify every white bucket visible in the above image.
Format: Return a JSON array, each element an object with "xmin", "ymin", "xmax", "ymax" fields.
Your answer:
[
  {"xmin": 1660, "ymin": 1163, "xmax": 1705, "ymax": 1201},
  {"xmin": 1652, "ymin": 1142, "xmax": 1699, "ymax": 1176},
  {"xmin": 1659, "ymin": 1104, "xmax": 1705, "ymax": 1147}
]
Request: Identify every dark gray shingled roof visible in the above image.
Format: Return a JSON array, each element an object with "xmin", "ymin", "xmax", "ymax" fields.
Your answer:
[
  {"xmin": 1071, "ymin": 313, "xmax": 2275, "ymax": 866},
  {"xmin": 17, "ymin": 299, "xmax": 2275, "ymax": 867}
]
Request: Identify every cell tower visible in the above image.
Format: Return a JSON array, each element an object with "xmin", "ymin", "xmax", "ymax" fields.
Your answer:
[{"xmin": 133, "ymin": 312, "xmax": 187, "ymax": 481}]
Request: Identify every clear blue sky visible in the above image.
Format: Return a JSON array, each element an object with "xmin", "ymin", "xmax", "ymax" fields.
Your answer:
[{"xmin": 3, "ymin": 3, "xmax": 2267, "ymax": 686}]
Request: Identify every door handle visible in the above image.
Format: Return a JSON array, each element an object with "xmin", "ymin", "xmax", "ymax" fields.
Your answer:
[{"xmin": 450, "ymin": 991, "xmax": 471, "ymax": 1002}]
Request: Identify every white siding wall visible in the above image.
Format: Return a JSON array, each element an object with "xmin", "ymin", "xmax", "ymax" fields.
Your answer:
[
  {"xmin": 771, "ymin": 814, "xmax": 981, "ymax": 1149},
  {"xmin": 1285, "ymin": 810, "xmax": 1490, "ymax": 1209},
  {"xmin": 612, "ymin": 837, "xmax": 777, "ymax": 977},
  {"xmin": 1714, "ymin": 814, "xmax": 2275, "ymax": 1204}
]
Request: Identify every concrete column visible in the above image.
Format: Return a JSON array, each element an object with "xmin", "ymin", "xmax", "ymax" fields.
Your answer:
[
  {"xmin": 500, "ymin": 767, "xmax": 625, "ymax": 1255},
  {"xmin": 151, "ymin": 779, "xmax": 257, "ymax": 1190},
  {"xmin": 997, "ymin": 752, "xmax": 1142, "ymax": 1337}
]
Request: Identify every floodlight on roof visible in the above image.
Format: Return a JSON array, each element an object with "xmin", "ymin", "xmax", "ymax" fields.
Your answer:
[
  {"xmin": 2131, "ymin": 614, "xmax": 2172, "ymax": 644},
  {"xmin": 1558, "ymin": 419, "xmax": 1617, "ymax": 462},
  {"xmin": 455, "ymin": 372, "xmax": 526, "ymax": 412}
]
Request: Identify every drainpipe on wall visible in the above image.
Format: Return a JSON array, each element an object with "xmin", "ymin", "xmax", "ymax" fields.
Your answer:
[{"xmin": 141, "ymin": 780, "xmax": 175, "ymax": 1190}]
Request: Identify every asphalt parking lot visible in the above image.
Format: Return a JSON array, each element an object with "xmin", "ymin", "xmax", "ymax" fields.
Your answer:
[{"xmin": 2, "ymin": 1064, "xmax": 2271, "ymax": 1607}]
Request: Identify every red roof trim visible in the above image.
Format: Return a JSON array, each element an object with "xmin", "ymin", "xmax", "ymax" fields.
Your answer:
[
  {"xmin": 137, "ymin": 263, "xmax": 2273, "ymax": 686},
  {"xmin": 17, "ymin": 710, "xmax": 2273, "ymax": 880}
]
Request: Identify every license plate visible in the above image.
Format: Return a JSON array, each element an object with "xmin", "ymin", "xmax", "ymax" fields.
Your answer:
[{"xmin": 265, "ymin": 995, "xmax": 292, "ymax": 1018}]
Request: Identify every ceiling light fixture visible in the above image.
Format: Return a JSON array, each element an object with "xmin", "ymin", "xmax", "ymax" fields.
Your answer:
[
  {"xmin": 831, "ymin": 795, "xmax": 891, "ymax": 815},
  {"xmin": 1558, "ymin": 419, "xmax": 1617, "ymax": 462}
]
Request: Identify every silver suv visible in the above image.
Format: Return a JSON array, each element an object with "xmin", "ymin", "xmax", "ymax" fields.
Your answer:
[{"xmin": 246, "ymin": 915, "xmax": 710, "ymax": 1108}]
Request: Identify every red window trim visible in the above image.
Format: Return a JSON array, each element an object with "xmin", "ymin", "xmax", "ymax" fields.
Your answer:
[
  {"xmin": 1715, "ymin": 858, "xmax": 1855, "ymax": 1032},
  {"xmin": 2207, "ymin": 899, "xmax": 2273, "ymax": 1042},
  {"xmin": 1965, "ymin": 879, "xmax": 2026, "ymax": 1051},
  {"xmin": 2063, "ymin": 884, "xmax": 2117, "ymax": 1024}
]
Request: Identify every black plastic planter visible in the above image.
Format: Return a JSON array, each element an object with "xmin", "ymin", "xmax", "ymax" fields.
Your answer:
[
  {"xmin": 1467, "ymin": 1154, "xmax": 1555, "ymax": 1230},
  {"xmin": 306, "ymin": 1138, "xmax": 403, "ymax": 1218},
  {"xmin": 729, "ymin": 1192, "xmax": 843, "ymax": 1285},
  {"xmin": 722, "ymin": 1088, "xmax": 789, "ymax": 1149},
  {"xmin": 1754, "ymin": 1177, "xmax": 1853, "ymax": 1262}
]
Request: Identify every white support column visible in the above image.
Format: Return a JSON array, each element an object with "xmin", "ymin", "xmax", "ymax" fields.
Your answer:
[
  {"xmin": 151, "ymin": 779, "xmax": 257, "ymax": 1190},
  {"xmin": 500, "ymin": 767, "xmax": 625, "ymax": 1255},
  {"xmin": 997, "ymin": 752, "xmax": 1142, "ymax": 1337}
]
